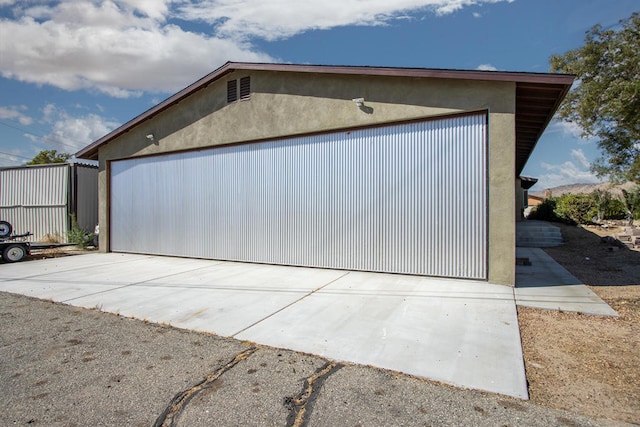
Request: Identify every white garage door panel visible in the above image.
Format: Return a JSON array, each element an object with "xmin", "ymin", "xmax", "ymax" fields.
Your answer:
[{"xmin": 110, "ymin": 113, "xmax": 487, "ymax": 279}]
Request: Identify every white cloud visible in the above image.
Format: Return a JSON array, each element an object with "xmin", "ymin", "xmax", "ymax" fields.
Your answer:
[
  {"xmin": 0, "ymin": 148, "xmax": 28, "ymax": 167},
  {"xmin": 545, "ymin": 119, "xmax": 597, "ymax": 145},
  {"xmin": 29, "ymin": 105, "xmax": 120, "ymax": 152},
  {"xmin": 49, "ymin": 113, "xmax": 119, "ymax": 151},
  {"xmin": 536, "ymin": 148, "xmax": 601, "ymax": 189},
  {"xmin": 570, "ymin": 148, "xmax": 590, "ymax": 170},
  {"xmin": 476, "ymin": 64, "xmax": 497, "ymax": 71},
  {"xmin": 177, "ymin": 0, "xmax": 513, "ymax": 41},
  {"xmin": 0, "ymin": 105, "xmax": 33, "ymax": 125},
  {"xmin": 547, "ymin": 119, "xmax": 582, "ymax": 138},
  {"xmin": 119, "ymin": 0, "xmax": 170, "ymax": 20},
  {"xmin": 472, "ymin": 12, "xmax": 482, "ymax": 18},
  {"xmin": 0, "ymin": 0, "xmax": 514, "ymax": 97},
  {"xmin": 0, "ymin": 1, "xmax": 271, "ymax": 97}
]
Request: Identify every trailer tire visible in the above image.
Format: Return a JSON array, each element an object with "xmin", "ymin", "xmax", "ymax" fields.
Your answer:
[
  {"xmin": 2, "ymin": 244, "xmax": 26, "ymax": 262},
  {"xmin": 0, "ymin": 221, "xmax": 12, "ymax": 238}
]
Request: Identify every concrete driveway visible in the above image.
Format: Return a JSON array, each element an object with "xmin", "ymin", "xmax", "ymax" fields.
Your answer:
[{"xmin": 0, "ymin": 253, "xmax": 527, "ymax": 399}]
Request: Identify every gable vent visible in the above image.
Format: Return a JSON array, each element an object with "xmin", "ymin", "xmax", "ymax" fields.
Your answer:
[
  {"xmin": 227, "ymin": 79, "xmax": 238, "ymax": 103},
  {"xmin": 239, "ymin": 76, "xmax": 251, "ymax": 100}
]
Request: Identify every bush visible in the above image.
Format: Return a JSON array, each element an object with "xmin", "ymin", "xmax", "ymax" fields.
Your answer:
[
  {"xmin": 606, "ymin": 198, "xmax": 628, "ymax": 220},
  {"xmin": 527, "ymin": 192, "xmax": 626, "ymax": 225},
  {"xmin": 555, "ymin": 194, "xmax": 596, "ymax": 225},
  {"xmin": 67, "ymin": 215, "xmax": 94, "ymax": 249},
  {"xmin": 527, "ymin": 198, "xmax": 559, "ymax": 222}
]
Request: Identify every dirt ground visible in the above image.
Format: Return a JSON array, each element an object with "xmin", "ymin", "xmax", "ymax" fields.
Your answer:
[{"xmin": 518, "ymin": 222, "xmax": 640, "ymax": 424}]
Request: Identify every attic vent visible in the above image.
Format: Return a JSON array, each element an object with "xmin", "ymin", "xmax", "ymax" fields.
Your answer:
[
  {"xmin": 239, "ymin": 76, "xmax": 251, "ymax": 100},
  {"xmin": 227, "ymin": 79, "xmax": 238, "ymax": 103}
]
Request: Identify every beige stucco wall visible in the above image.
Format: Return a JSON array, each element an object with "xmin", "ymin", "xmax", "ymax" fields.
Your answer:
[{"xmin": 97, "ymin": 70, "xmax": 516, "ymax": 285}]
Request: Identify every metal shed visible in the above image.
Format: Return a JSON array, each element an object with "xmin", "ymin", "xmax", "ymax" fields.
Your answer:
[{"xmin": 0, "ymin": 163, "xmax": 98, "ymax": 241}]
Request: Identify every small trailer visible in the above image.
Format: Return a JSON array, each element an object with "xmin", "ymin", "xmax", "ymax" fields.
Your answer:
[
  {"xmin": 1, "ymin": 220, "xmax": 81, "ymax": 263},
  {"xmin": 0, "ymin": 221, "xmax": 31, "ymax": 263}
]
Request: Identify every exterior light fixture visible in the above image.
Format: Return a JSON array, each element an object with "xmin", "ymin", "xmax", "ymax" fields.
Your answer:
[
  {"xmin": 146, "ymin": 134, "xmax": 155, "ymax": 141},
  {"xmin": 352, "ymin": 98, "xmax": 365, "ymax": 107}
]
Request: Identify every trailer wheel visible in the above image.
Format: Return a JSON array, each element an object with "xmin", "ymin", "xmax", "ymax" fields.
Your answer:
[
  {"xmin": 2, "ymin": 244, "xmax": 26, "ymax": 262},
  {"xmin": 0, "ymin": 221, "xmax": 12, "ymax": 238}
]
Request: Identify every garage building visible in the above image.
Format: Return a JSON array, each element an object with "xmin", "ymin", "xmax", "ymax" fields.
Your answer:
[{"xmin": 76, "ymin": 62, "xmax": 573, "ymax": 286}]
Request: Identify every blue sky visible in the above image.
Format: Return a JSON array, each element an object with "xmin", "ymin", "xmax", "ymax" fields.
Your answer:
[{"xmin": 0, "ymin": 0, "xmax": 637, "ymax": 191}]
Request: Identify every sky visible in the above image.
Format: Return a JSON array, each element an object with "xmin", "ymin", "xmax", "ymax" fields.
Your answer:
[{"xmin": 0, "ymin": 0, "xmax": 637, "ymax": 191}]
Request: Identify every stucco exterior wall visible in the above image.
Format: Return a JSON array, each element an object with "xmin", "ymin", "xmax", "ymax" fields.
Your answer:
[{"xmin": 97, "ymin": 70, "xmax": 516, "ymax": 285}]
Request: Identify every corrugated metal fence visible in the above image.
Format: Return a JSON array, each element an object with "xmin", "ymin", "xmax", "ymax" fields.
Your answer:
[
  {"xmin": 0, "ymin": 164, "xmax": 98, "ymax": 241},
  {"xmin": 111, "ymin": 113, "xmax": 487, "ymax": 279}
]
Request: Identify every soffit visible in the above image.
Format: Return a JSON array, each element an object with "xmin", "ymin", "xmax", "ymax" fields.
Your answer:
[{"xmin": 515, "ymin": 81, "xmax": 571, "ymax": 175}]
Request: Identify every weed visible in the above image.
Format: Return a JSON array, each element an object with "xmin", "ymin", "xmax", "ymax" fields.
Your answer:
[{"xmin": 67, "ymin": 214, "xmax": 94, "ymax": 248}]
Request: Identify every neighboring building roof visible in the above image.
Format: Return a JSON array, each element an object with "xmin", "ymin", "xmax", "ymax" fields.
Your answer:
[
  {"xmin": 76, "ymin": 62, "xmax": 574, "ymax": 174},
  {"xmin": 519, "ymin": 176, "xmax": 539, "ymax": 190}
]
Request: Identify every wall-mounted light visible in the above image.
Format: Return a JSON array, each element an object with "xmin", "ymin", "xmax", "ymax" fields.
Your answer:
[
  {"xmin": 352, "ymin": 98, "xmax": 365, "ymax": 107},
  {"xmin": 146, "ymin": 134, "xmax": 155, "ymax": 141}
]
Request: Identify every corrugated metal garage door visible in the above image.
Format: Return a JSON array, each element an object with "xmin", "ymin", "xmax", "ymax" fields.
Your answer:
[{"xmin": 110, "ymin": 112, "xmax": 487, "ymax": 279}]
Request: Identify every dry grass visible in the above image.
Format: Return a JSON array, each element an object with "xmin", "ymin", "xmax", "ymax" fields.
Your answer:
[{"xmin": 39, "ymin": 233, "xmax": 64, "ymax": 244}]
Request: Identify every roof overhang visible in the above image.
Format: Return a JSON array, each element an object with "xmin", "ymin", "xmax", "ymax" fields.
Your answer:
[
  {"xmin": 519, "ymin": 176, "xmax": 539, "ymax": 190},
  {"xmin": 76, "ymin": 62, "xmax": 574, "ymax": 173}
]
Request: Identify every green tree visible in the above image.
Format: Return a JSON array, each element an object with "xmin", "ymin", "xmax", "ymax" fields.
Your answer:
[
  {"xmin": 605, "ymin": 197, "xmax": 627, "ymax": 220},
  {"xmin": 550, "ymin": 13, "xmax": 640, "ymax": 182},
  {"xmin": 591, "ymin": 189, "xmax": 611, "ymax": 222},
  {"xmin": 621, "ymin": 187, "xmax": 640, "ymax": 226},
  {"xmin": 27, "ymin": 150, "xmax": 71, "ymax": 165}
]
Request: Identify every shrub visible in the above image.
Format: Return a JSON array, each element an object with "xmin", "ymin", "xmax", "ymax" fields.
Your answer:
[
  {"xmin": 555, "ymin": 194, "xmax": 596, "ymax": 225},
  {"xmin": 606, "ymin": 198, "xmax": 627, "ymax": 220},
  {"xmin": 67, "ymin": 215, "xmax": 94, "ymax": 249},
  {"xmin": 526, "ymin": 198, "xmax": 559, "ymax": 222}
]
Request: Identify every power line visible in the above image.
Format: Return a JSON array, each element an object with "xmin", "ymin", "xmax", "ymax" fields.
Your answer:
[
  {"xmin": 0, "ymin": 150, "xmax": 31, "ymax": 161},
  {"xmin": 0, "ymin": 120, "xmax": 84, "ymax": 152}
]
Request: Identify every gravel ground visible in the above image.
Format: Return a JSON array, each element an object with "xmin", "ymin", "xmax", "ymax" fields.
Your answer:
[
  {"xmin": 0, "ymin": 290, "xmax": 630, "ymax": 427},
  {"xmin": 2, "ymin": 227, "xmax": 637, "ymax": 426}
]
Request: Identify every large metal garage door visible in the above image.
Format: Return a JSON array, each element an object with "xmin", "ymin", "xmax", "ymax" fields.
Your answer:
[{"xmin": 110, "ymin": 112, "xmax": 487, "ymax": 279}]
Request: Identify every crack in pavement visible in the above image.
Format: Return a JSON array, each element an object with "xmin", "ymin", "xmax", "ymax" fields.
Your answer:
[
  {"xmin": 284, "ymin": 361, "xmax": 344, "ymax": 427},
  {"xmin": 153, "ymin": 346, "xmax": 257, "ymax": 427}
]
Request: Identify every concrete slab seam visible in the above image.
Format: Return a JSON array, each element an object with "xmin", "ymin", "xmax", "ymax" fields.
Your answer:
[
  {"xmin": 0, "ymin": 255, "xmax": 157, "ymax": 282},
  {"xmin": 61, "ymin": 263, "xmax": 221, "ymax": 304},
  {"xmin": 512, "ymin": 286, "xmax": 530, "ymax": 401},
  {"xmin": 284, "ymin": 361, "xmax": 344, "ymax": 427},
  {"xmin": 230, "ymin": 271, "xmax": 352, "ymax": 337},
  {"xmin": 153, "ymin": 346, "xmax": 258, "ymax": 427}
]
